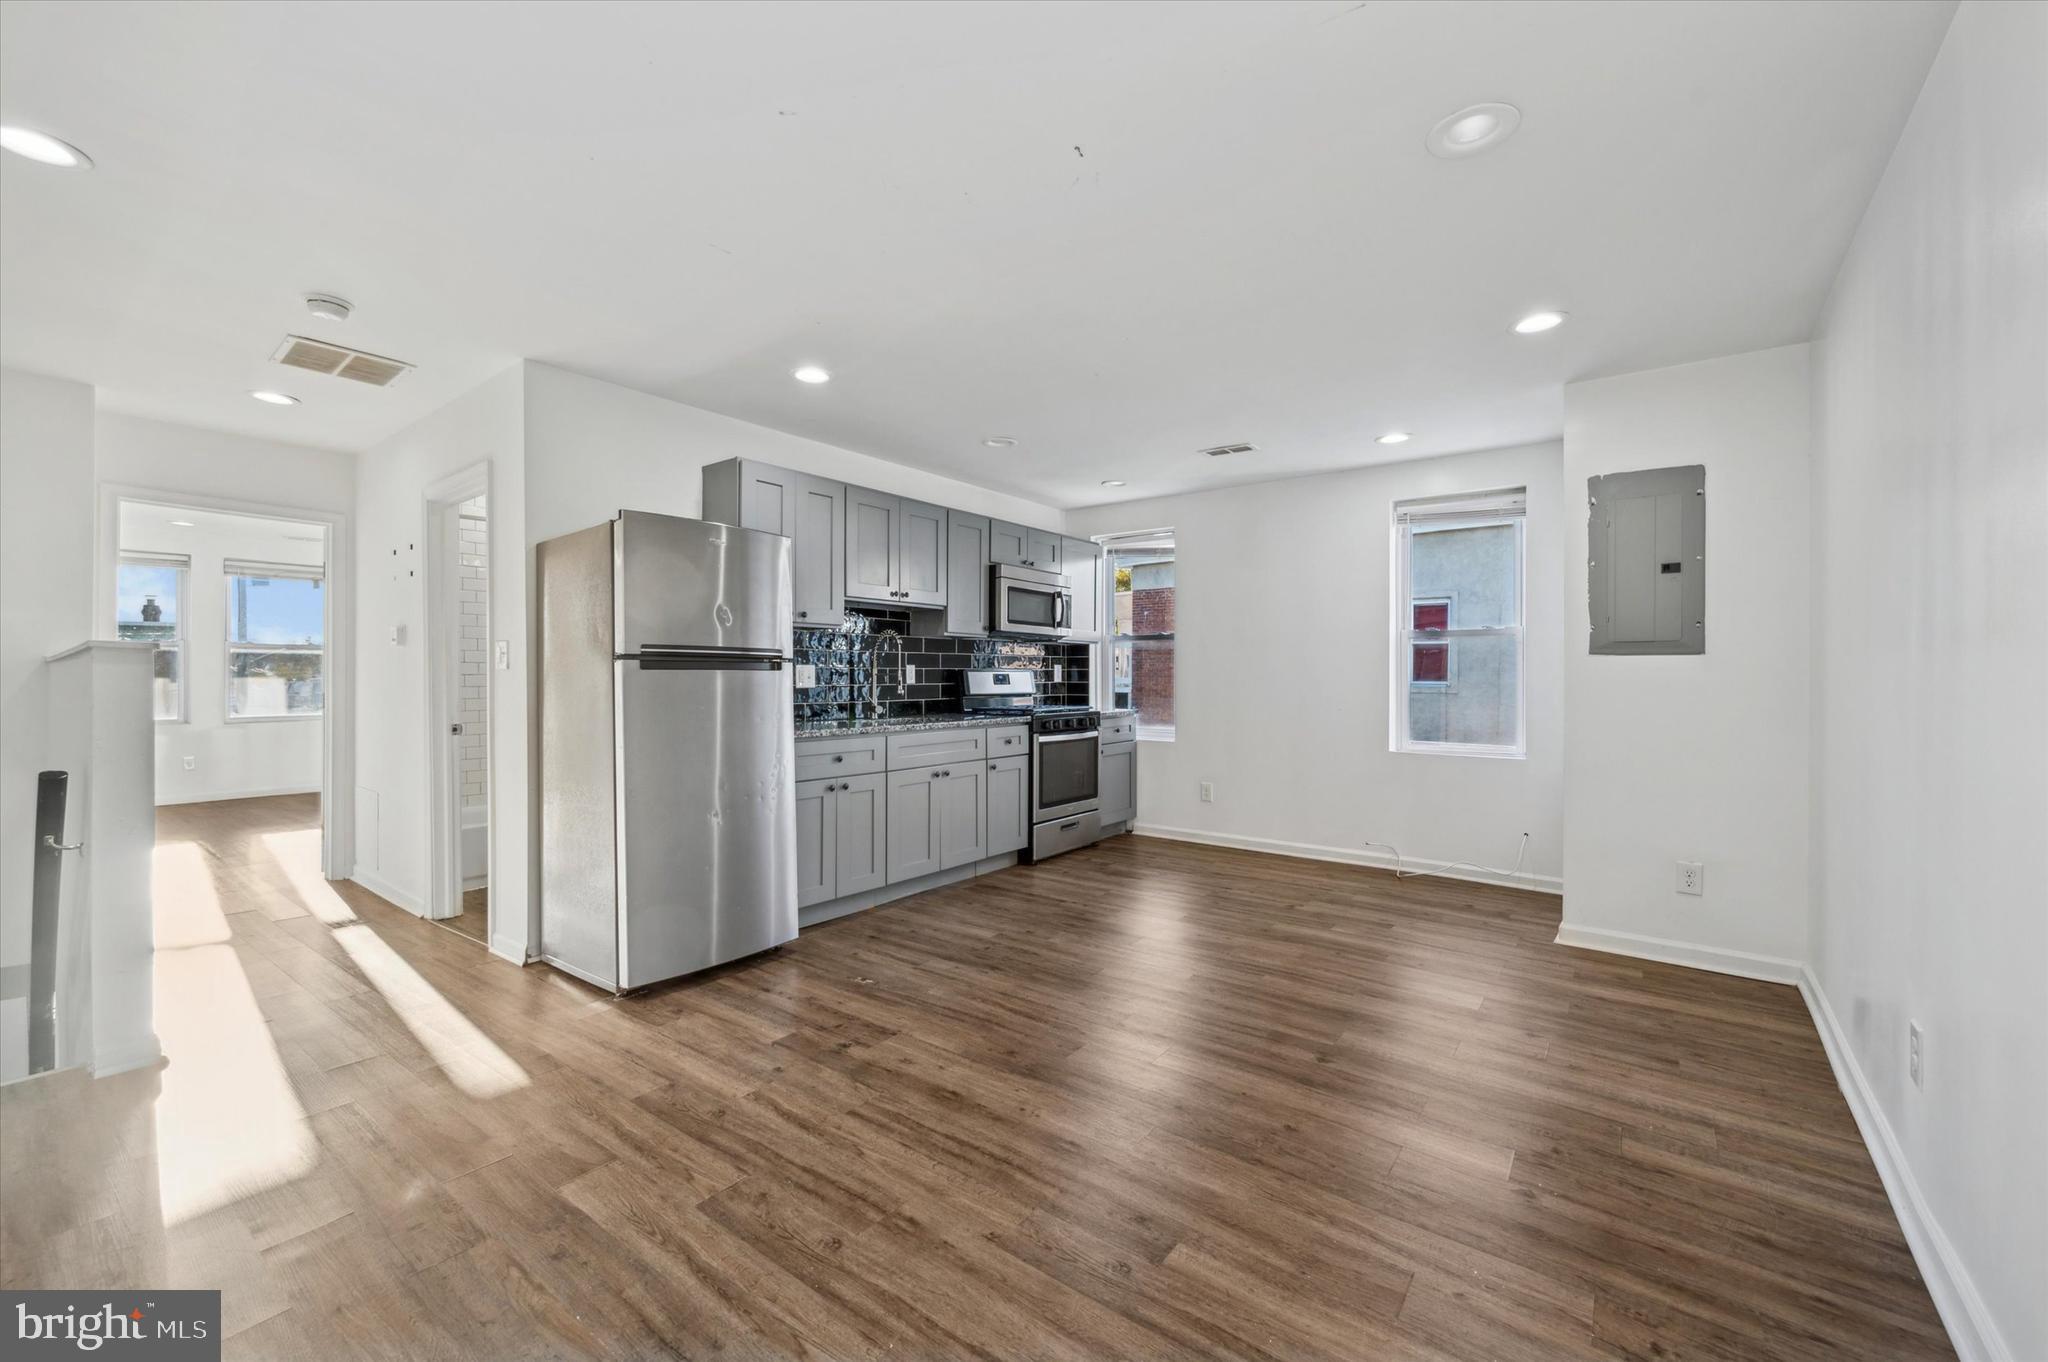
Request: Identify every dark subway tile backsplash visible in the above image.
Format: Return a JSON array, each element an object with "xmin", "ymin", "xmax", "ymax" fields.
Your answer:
[{"xmin": 794, "ymin": 608, "xmax": 1092, "ymax": 723}]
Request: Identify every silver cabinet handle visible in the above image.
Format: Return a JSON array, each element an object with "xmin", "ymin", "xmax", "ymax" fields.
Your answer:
[
  {"xmin": 833, "ymin": 754, "xmax": 845, "ymax": 762},
  {"xmin": 42, "ymin": 834, "xmax": 84, "ymax": 853}
]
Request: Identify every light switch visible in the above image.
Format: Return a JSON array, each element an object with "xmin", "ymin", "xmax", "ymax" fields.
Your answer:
[
  {"xmin": 390, "ymin": 624, "xmax": 406, "ymax": 646},
  {"xmin": 794, "ymin": 663, "xmax": 817, "ymax": 688},
  {"xmin": 494, "ymin": 639, "xmax": 509, "ymax": 670}
]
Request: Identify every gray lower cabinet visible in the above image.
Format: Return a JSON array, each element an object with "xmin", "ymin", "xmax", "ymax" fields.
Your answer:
[
  {"xmin": 796, "ymin": 772, "xmax": 888, "ymax": 908},
  {"xmin": 702, "ymin": 459, "xmax": 845, "ymax": 627},
  {"xmin": 945, "ymin": 510, "xmax": 990, "ymax": 636},
  {"xmin": 886, "ymin": 763, "xmax": 985, "ymax": 882},
  {"xmin": 1099, "ymin": 742, "xmax": 1136, "ymax": 826},
  {"xmin": 986, "ymin": 753, "xmax": 1029, "ymax": 855}
]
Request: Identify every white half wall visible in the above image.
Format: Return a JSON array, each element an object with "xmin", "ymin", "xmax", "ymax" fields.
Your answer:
[
  {"xmin": 1559, "ymin": 345, "xmax": 1811, "ymax": 974},
  {"xmin": 1810, "ymin": 3, "xmax": 2047, "ymax": 1357},
  {"xmin": 0, "ymin": 368, "xmax": 97, "ymax": 1080},
  {"xmin": 1065, "ymin": 441, "xmax": 1565, "ymax": 890},
  {"xmin": 352, "ymin": 364, "xmax": 527, "ymax": 960}
]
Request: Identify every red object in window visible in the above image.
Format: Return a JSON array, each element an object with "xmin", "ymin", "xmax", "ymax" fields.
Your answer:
[
  {"xmin": 1413, "ymin": 601, "xmax": 1449, "ymax": 631},
  {"xmin": 1413, "ymin": 643, "xmax": 1448, "ymax": 682}
]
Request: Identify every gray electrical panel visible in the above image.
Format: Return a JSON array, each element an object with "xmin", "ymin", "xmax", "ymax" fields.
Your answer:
[{"xmin": 1588, "ymin": 465, "xmax": 1704, "ymax": 655}]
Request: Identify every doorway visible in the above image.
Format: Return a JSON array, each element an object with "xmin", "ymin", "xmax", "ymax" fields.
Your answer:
[{"xmin": 424, "ymin": 469, "xmax": 491, "ymax": 945}]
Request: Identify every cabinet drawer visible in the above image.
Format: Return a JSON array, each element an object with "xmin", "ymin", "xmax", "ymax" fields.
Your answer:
[
  {"xmin": 795, "ymin": 733, "xmax": 887, "ymax": 780},
  {"xmin": 985, "ymin": 724, "xmax": 1029, "ymax": 757},
  {"xmin": 886, "ymin": 726, "xmax": 987, "ymax": 770},
  {"xmin": 1100, "ymin": 714, "xmax": 1137, "ymax": 745}
]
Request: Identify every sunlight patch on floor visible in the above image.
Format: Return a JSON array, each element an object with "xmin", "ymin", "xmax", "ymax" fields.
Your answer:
[
  {"xmin": 330, "ymin": 924, "xmax": 529, "ymax": 1099},
  {"xmin": 151, "ymin": 848, "xmax": 315, "ymax": 1227},
  {"xmin": 259, "ymin": 828, "xmax": 358, "ymax": 925}
]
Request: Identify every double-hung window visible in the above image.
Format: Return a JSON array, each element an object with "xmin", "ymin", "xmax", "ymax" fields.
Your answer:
[
  {"xmin": 225, "ymin": 561, "xmax": 325, "ymax": 720},
  {"xmin": 1392, "ymin": 489, "xmax": 1525, "ymax": 758},
  {"xmin": 116, "ymin": 553, "xmax": 189, "ymax": 722},
  {"xmin": 1100, "ymin": 529, "xmax": 1176, "ymax": 741}
]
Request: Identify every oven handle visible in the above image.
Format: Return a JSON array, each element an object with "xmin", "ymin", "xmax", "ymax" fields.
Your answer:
[{"xmin": 1036, "ymin": 731, "xmax": 1098, "ymax": 744}]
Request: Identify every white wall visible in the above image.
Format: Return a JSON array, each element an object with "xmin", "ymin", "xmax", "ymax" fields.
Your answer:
[
  {"xmin": 1558, "ymin": 345, "xmax": 1811, "ymax": 974},
  {"xmin": 96, "ymin": 411, "xmax": 355, "ymax": 516},
  {"xmin": 0, "ymin": 368, "xmax": 98, "ymax": 1078},
  {"xmin": 1065, "ymin": 441, "xmax": 1565, "ymax": 890},
  {"xmin": 352, "ymin": 364, "xmax": 526, "ymax": 962},
  {"xmin": 520, "ymin": 361, "xmax": 1065, "ymax": 545},
  {"xmin": 1810, "ymin": 3, "xmax": 2047, "ymax": 1357},
  {"xmin": 119, "ymin": 509, "xmax": 326, "ymax": 805}
]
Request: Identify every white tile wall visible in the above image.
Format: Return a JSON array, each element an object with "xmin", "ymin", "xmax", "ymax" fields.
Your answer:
[{"xmin": 457, "ymin": 497, "xmax": 489, "ymax": 807}]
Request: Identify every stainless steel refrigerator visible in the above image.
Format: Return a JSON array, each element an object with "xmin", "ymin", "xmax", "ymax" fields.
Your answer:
[{"xmin": 538, "ymin": 511, "xmax": 797, "ymax": 992}]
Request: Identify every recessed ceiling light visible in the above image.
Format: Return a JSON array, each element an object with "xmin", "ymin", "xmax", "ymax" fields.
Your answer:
[
  {"xmin": 1376, "ymin": 432, "xmax": 1412, "ymax": 445},
  {"xmin": 982, "ymin": 436, "xmax": 1018, "ymax": 449},
  {"xmin": 304, "ymin": 294, "xmax": 352, "ymax": 324},
  {"xmin": 1425, "ymin": 103, "xmax": 1520, "ymax": 159},
  {"xmin": 1512, "ymin": 310, "xmax": 1567, "ymax": 334},
  {"xmin": 0, "ymin": 125, "xmax": 92, "ymax": 169},
  {"xmin": 169, "ymin": 520, "xmax": 195, "ymax": 528},
  {"xmin": 250, "ymin": 390, "xmax": 300, "ymax": 406},
  {"xmin": 1101, "ymin": 480, "xmax": 1126, "ymax": 487},
  {"xmin": 792, "ymin": 365, "xmax": 831, "ymax": 384}
]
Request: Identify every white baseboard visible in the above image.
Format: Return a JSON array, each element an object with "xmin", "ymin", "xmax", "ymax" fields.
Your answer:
[
  {"xmin": 1133, "ymin": 823, "xmax": 1563, "ymax": 895},
  {"xmin": 91, "ymin": 1035, "xmax": 163, "ymax": 1079},
  {"xmin": 156, "ymin": 783, "xmax": 321, "ymax": 807},
  {"xmin": 348, "ymin": 866, "xmax": 424, "ymax": 916},
  {"xmin": 461, "ymin": 874, "xmax": 488, "ymax": 893},
  {"xmin": 1799, "ymin": 968, "xmax": 2008, "ymax": 1362},
  {"xmin": 487, "ymin": 937, "xmax": 529, "ymax": 967},
  {"xmin": 1550, "ymin": 923, "xmax": 1803, "ymax": 984}
]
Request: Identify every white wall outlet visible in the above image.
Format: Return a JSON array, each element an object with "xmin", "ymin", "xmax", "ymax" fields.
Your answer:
[
  {"xmin": 1053, "ymin": 664, "xmax": 1063, "ymax": 683},
  {"xmin": 1676, "ymin": 861, "xmax": 1705, "ymax": 895},
  {"xmin": 390, "ymin": 624, "xmax": 405, "ymax": 646},
  {"xmin": 181, "ymin": 755, "xmax": 196, "ymax": 772},
  {"xmin": 1200, "ymin": 781, "xmax": 1214, "ymax": 803},
  {"xmin": 794, "ymin": 663, "xmax": 817, "ymax": 688},
  {"xmin": 904, "ymin": 664, "xmax": 917, "ymax": 685},
  {"xmin": 1908, "ymin": 1020, "xmax": 1925, "ymax": 1088},
  {"xmin": 494, "ymin": 639, "xmax": 509, "ymax": 671}
]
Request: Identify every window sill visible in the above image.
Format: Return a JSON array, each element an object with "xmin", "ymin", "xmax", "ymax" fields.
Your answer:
[
  {"xmin": 1393, "ymin": 742, "xmax": 1524, "ymax": 761},
  {"xmin": 1137, "ymin": 728, "xmax": 1175, "ymax": 743},
  {"xmin": 225, "ymin": 714, "xmax": 325, "ymax": 725}
]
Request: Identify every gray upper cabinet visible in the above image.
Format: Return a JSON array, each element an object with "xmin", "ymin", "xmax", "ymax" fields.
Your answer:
[
  {"xmin": 702, "ymin": 459, "xmax": 845, "ymax": 627},
  {"xmin": 846, "ymin": 487, "xmax": 900, "ymax": 604},
  {"xmin": 1063, "ymin": 537, "xmax": 1102, "ymax": 640},
  {"xmin": 945, "ymin": 511, "xmax": 991, "ymax": 636},
  {"xmin": 991, "ymin": 519, "xmax": 1062, "ymax": 571},
  {"xmin": 898, "ymin": 498, "xmax": 947, "ymax": 608},
  {"xmin": 985, "ymin": 753, "xmax": 1028, "ymax": 856}
]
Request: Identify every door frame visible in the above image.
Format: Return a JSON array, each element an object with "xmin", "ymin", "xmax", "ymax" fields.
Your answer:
[
  {"xmin": 422, "ymin": 464, "xmax": 491, "ymax": 927},
  {"xmin": 94, "ymin": 482, "xmax": 354, "ymax": 878}
]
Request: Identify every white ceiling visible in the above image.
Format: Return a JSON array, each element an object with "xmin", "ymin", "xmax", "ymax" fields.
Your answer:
[{"xmin": 2, "ymin": 1, "xmax": 1954, "ymax": 508}]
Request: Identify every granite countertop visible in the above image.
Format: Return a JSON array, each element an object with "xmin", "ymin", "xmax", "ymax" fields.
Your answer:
[{"xmin": 794, "ymin": 713, "xmax": 1030, "ymax": 738}]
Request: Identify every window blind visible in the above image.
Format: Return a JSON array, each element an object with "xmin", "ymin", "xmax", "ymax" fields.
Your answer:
[
  {"xmin": 223, "ymin": 559, "xmax": 324, "ymax": 581},
  {"xmin": 1393, "ymin": 487, "xmax": 1526, "ymax": 525}
]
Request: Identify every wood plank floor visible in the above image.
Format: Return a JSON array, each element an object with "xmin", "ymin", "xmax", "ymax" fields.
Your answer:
[{"xmin": 0, "ymin": 794, "xmax": 1950, "ymax": 1360}]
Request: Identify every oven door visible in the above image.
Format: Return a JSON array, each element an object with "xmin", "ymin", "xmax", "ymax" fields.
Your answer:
[
  {"xmin": 1033, "ymin": 730, "xmax": 1099, "ymax": 822},
  {"xmin": 992, "ymin": 573, "xmax": 1070, "ymax": 639}
]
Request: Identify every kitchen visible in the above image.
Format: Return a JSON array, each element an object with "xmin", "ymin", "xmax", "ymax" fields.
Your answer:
[{"xmin": 535, "ymin": 459, "xmax": 1141, "ymax": 992}]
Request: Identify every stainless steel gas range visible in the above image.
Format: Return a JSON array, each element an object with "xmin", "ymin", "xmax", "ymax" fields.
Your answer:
[{"xmin": 961, "ymin": 668, "xmax": 1101, "ymax": 863}]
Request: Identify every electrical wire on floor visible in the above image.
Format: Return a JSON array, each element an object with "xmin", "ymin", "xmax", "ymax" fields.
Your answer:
[{"xmin": 1356, "ymin": 832, "xmax": 1531, "ymax": 884}]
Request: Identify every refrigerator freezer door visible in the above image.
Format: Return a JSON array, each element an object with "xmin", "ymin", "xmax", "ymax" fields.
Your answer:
[
  {"xmin": 614, "ymin": 511, "xmax": 792, "ymax": 658},
  {"xmin": 615, "ymin": 658, "xmax": 797, "ymax": 987}
]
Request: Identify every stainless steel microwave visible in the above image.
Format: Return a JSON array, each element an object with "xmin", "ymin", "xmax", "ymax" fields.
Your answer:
[{"xmin": 990, "ymin": 562, "xmax": 1072, "ymax": 639}]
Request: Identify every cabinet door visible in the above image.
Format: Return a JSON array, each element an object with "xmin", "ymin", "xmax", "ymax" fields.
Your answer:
[
  {"xmin": 933, "ymin": 764, "xmax": 986, "ymax": 870},
  {"xmin": 1098, "ymin": 745, "xmax": 1136, "ymax": 825},
  {"xmin": 886, "ymin": 768, "xmax": 940, "ymax": 883},
  {"xmin": 1025, "ymin": 528, "xmax": 1062, "ymax": 573},
  {"xmin": 795, "ymin": 777, "xmax": 836, "ymax": 908},
  {"xmin": 989, "ymin": 519, "xmax": 1029, "ymax": 567},
  {"xmin": 945, "ymin": 511, "xmax": 991, "ymax": 636},
  {"xmin": 985, "ymin": 754, "xmax": 1029, "ymax": 856},
  {"xmin": 832, "ymin": 772, "xmax": 887, "ymax": 896},
  {"xmin": 898, "ymin": 498, "xmax": 948, "ymax": 608},
  {"xmin": 846, "ymin": 487, "xmax": 900, "ymax": 603},
  {"xmin": 1063, "ymin": 538, "xmax": 1100, "ymax": 639},
  {"xmin": 791, "ymin": 477, "xmax": 846, "ymax": 628}
]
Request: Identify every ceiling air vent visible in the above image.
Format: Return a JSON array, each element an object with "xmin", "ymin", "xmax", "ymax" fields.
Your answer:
[
  {"xmin": 1198, "ymin": 442, "xmax": 1258, "ymax": 458},
  {"xmin": 270, "ymin": 335, "xmax": 415, "ymax": 387}
]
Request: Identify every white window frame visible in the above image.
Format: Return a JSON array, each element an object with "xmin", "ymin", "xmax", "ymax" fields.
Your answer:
[
  {"xmin": 1096, "ymin": 528, "xmax": 1176, "ymax": 742},
  {"xmin": 1391, "ymin": 492, "xmax": 1526, "ymax": 760},
  {"xmin": 118, "ymin": 551, "xmax": 190, "ymax": 723},
  {"xmin": 224, "ymin": 560, "xmax": 326, "ymax": 724}
]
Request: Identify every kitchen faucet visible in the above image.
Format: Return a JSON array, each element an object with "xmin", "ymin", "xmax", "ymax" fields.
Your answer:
[{"xmin": 868, "ymin": 628, "xmax": 904, "ymax": 718}]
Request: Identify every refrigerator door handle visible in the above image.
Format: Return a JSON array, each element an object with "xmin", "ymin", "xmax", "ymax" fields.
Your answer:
[{"xmin": 636, "ymin": 655, "xmax": 784, "ymax": 672}]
